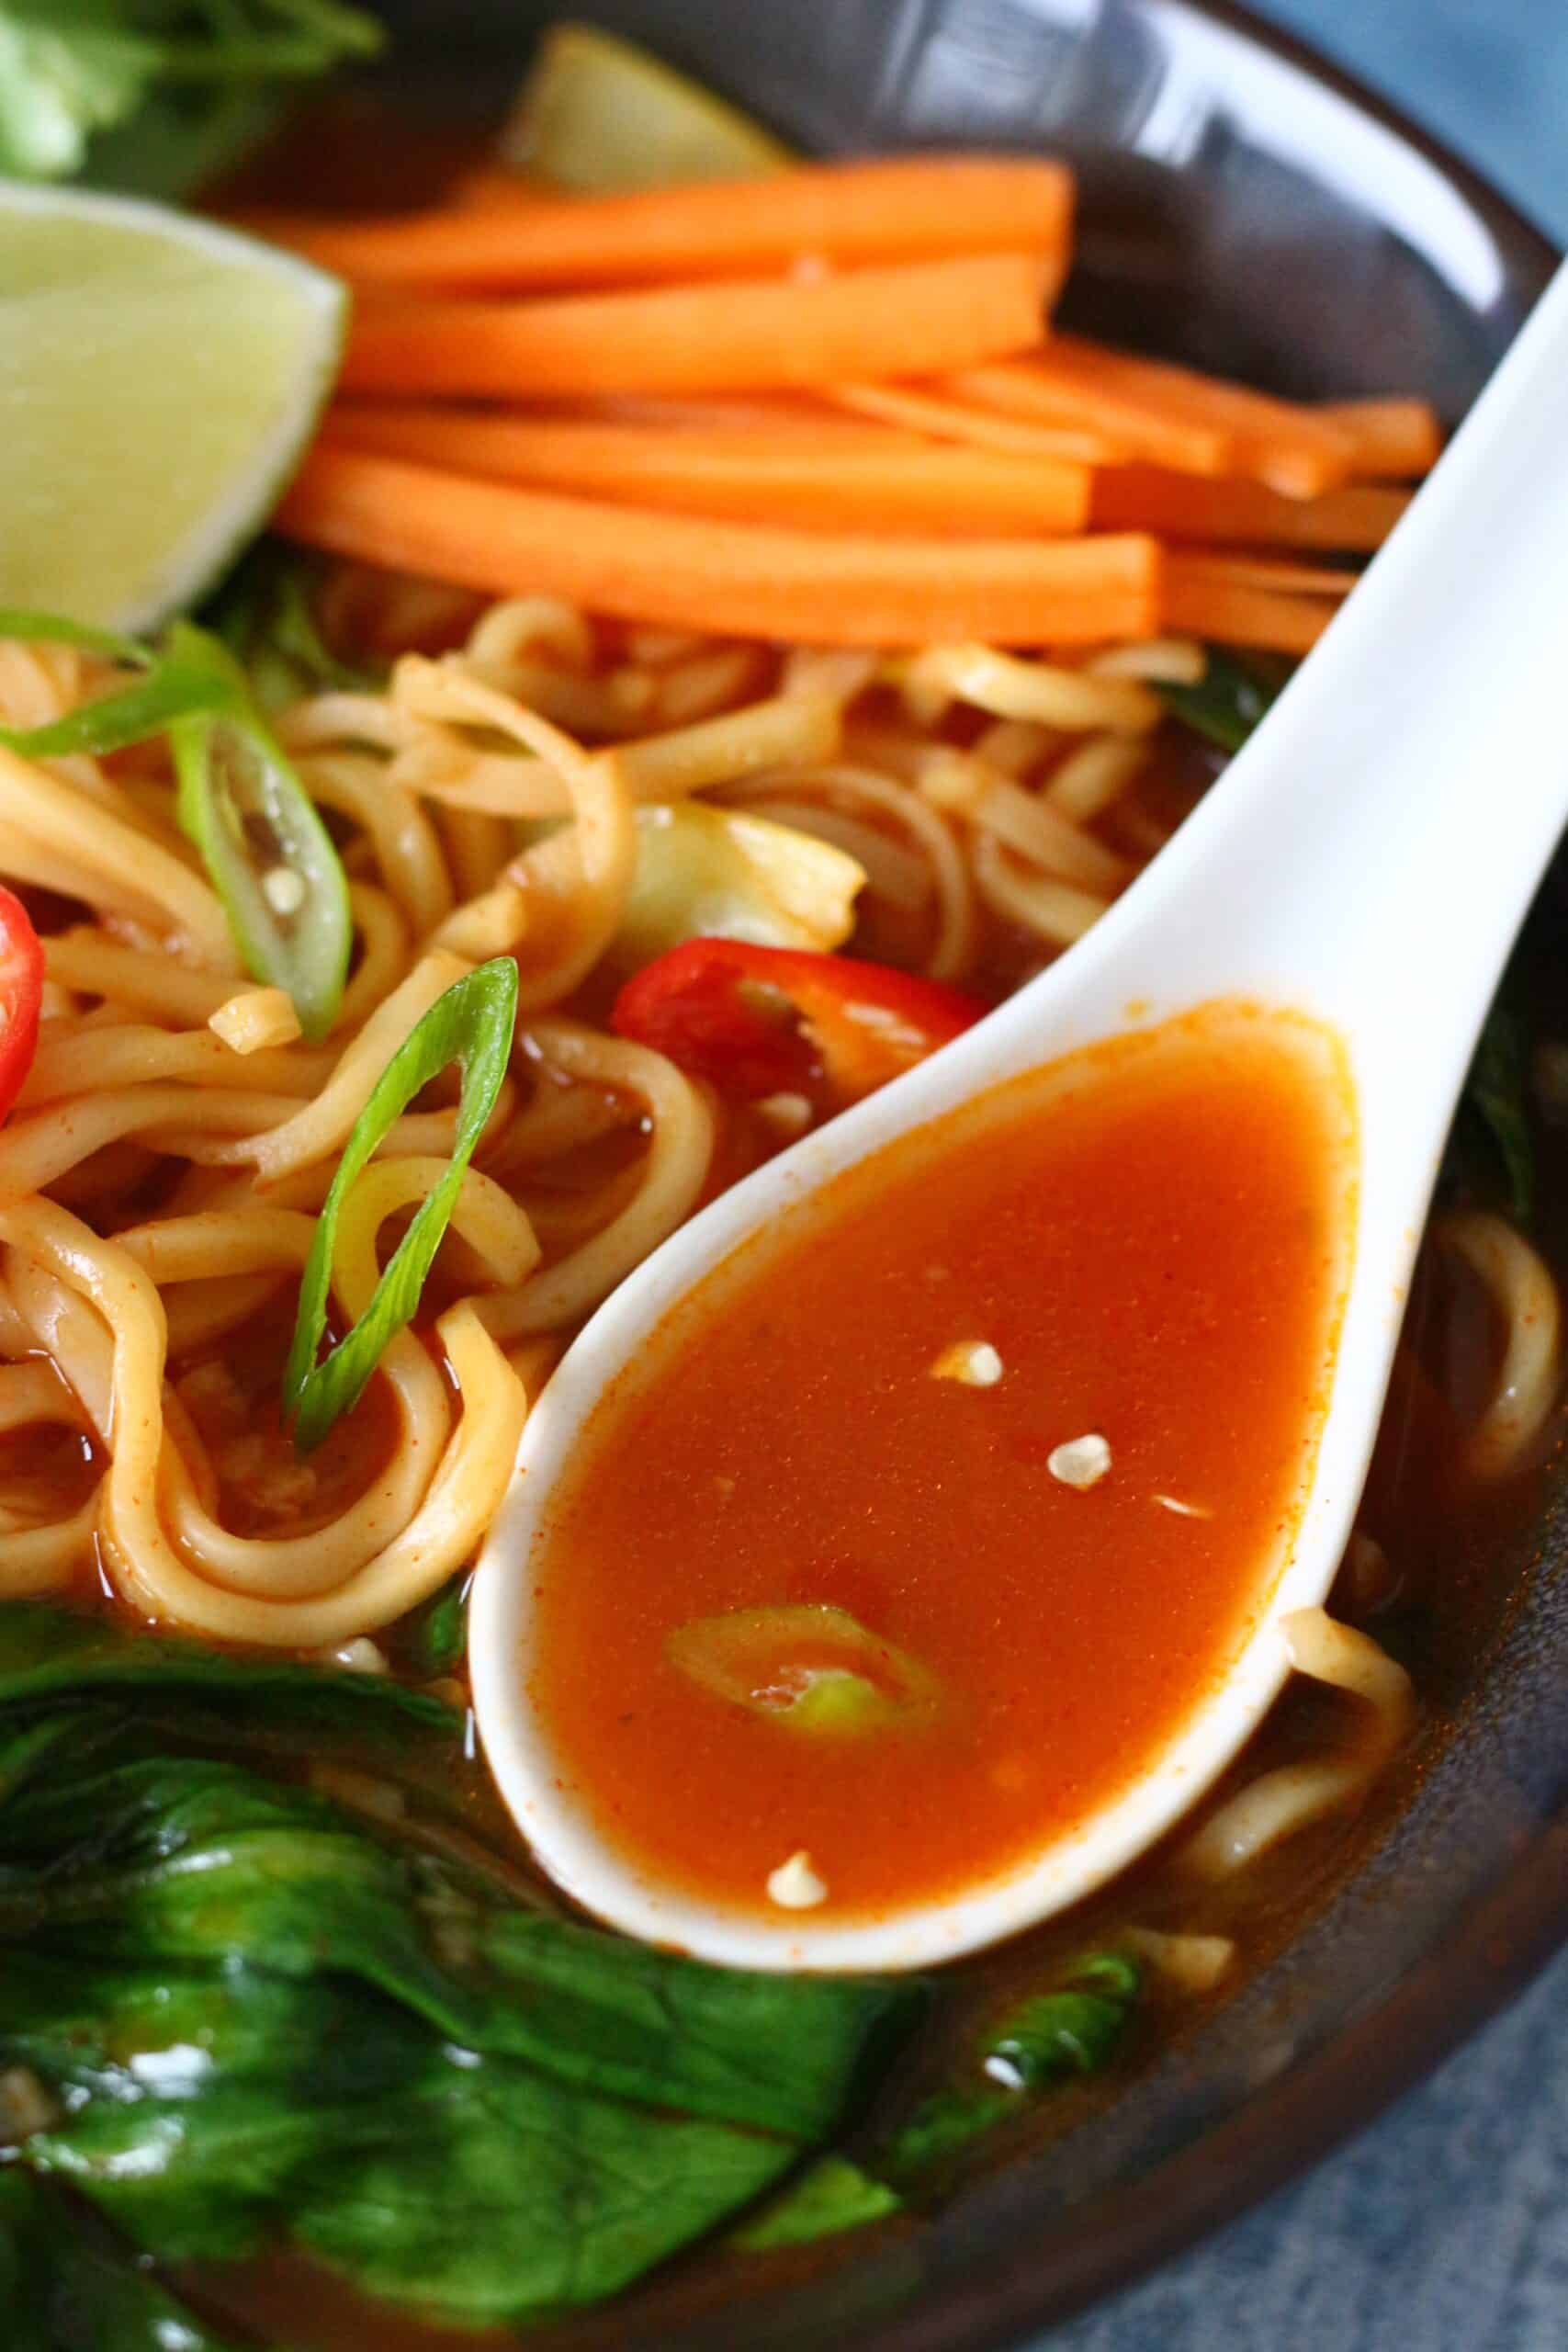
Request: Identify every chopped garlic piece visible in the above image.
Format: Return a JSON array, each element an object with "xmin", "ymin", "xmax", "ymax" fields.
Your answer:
[
  {"xmin": 767, "ymin": 1849, "xmax": 828, "ymax": 1909},
  {"xmin": 209, "ymin": 985, "xmax": 302, "ymax": 1055},
  {"xmin": 1048, "ymin": 1432, "xmax": 1111, "ymax": 1487},
  {"xmin": 1153, "ymin": 1492, "xmax": 1212, "ymax": 1519},
  {"xmin": 313, "ymin": 1637, "xmax": 389, "ymax": 1676},
  {"xmin": 756, "ymin": 1091, "xmax": 813, "ymax": 1135},
  {"xmin": 1122, "ymin": 1926, "xmax": 1236, "ymax": 1991},
  {"xmin": 261, "ymin": 864, "xmax": 308, "ymax": 916},
  {"xmin": 931, "ymin": 1340, "xmax": 1003, "ymax": 1387}
]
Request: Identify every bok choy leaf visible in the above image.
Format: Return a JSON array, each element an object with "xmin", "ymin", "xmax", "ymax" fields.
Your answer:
[
  {"xmin": 284, "ymin": 956, "xmax": 519, "ymax": 1449},
  {"xmin": 0, "ymin": 1603, "xmax": 916, "ymax": 2329}
]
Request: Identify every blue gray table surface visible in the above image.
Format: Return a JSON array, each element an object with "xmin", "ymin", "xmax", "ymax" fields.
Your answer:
[{"xmin": 1038, "ymin": 6, "xmax": 1568, "ymax": 2348}]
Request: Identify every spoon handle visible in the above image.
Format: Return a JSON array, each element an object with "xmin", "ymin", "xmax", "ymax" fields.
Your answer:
[{"xmin": 1070, "ymin": 259, "xmax": 1568, "ymax": 1147}]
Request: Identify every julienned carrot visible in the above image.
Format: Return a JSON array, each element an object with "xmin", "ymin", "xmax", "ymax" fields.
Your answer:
[
  {"xmin": 1162, "ymin": 554, "xmax": 1345, "ymax": 652},
  {"xmin": 322, "ymin": 403, "xmax": 1093, "ymax": 534},
  {"xmin": 1316, "ymin": 399, "xmax": 1443, "ymax": 479},
  {"xmin": 828, "ymin": 380, "xmax": 1128, "ymax": 465},
  {"xmin": 238, "ymin": 154, "xmax": 1075, "ymax": 290},
  {"xmin": 943, "ymin": 360, "xmax": 1230, "ymax": 476},
  {"xmin": 1165, "ymin": 553, "xmax": 1356, "ymax": 596},
  {"xmin": 948, "ymin": 339, "xmax": 1358, "ymax": 495},
  {"xmin": 275, "ymin": 446, "xmax": 1162, "ymax": 646},
  {"xmin": 339, "ymin": 253, "xmax": 1054, "ymax": 401},
  {"xmin": 563, "ymin": 392, "xmax": 918, "ymax": 439},
  {"xmin": 1089, "ymin": 464, "xmax": 1410, "ymax": 549}
]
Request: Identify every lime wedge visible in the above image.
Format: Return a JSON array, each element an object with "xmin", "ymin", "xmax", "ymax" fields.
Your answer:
[
  {"xmin": 502, "ymin": 21, "xmax": 793, "ymax": 194},
  {"xmin": 0, "ymin": 182, "xmax": 344, "ymax": 631}
]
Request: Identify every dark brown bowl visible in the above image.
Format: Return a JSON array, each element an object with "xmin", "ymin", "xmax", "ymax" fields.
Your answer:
[{"xmin": 360, "ymin": 4, "xmax": 1562, "ymax": 2343}]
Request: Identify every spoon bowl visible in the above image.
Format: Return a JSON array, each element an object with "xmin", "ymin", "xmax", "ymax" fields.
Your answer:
[{"xmin": 472, "ymin": 258, "xmax": 1568, "ymax": 1971}]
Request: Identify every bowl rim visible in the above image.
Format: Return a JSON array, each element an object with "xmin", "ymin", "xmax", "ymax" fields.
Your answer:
[{"xmin": 815, "ymin": 3, "xmax": 1563, "ymax": 2345}]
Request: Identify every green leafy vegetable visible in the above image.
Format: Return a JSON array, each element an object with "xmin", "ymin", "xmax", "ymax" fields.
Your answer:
[
  {"xmin": 1462, "ymin": 996, "xmax": 1535, "ymax": 1224},
  {"xmin": 667, "ymin": 1601, "xmax": 943, "ymax": 1737},
  {"xmin": 405, "ymin": 1571, "xmax": 468, "ymax": 1678},
  {"xmin": 876, "ymin": 1952, "xmax": 1140, "ymax": 2189},
  {"xmin": 1159, "ymin": 646, "xmax": 1279, "ymax": 752},
  {"xmin": 206, "ymin": 539, "xmax": 379, "ymax": 714},
  {"xmin": 981, "ymin": 1951, "xmax": 1139, "ymax": 2087},
  {"xmin": 171, "ymin": 630, "xmax": 352, "ymax": 1041},
  {"xmin": 0, "ymin": 2170, "xmax": 246, "ymax": 2352},
  {"xmin": 0, "ymin": 1596, "xmax": 457, "ymax": 1737},
  {"xmin": 731, "ymin": 2155, "xmax": 902, "ymax": 2252},
  {"xmin": 284, "ymin": 956, "xmax": 521, "ymax": 1449},
  {"xmin": 0, "ymin": 1603, "xmax": 916, "ymax": 2331},
  {"xmin": 0, "ymin": 0, "xmax": 382, "ymax": 197}
]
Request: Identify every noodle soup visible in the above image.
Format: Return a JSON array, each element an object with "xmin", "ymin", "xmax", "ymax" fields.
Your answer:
[{"xmin": 0, "ymin": 21, "xmax": 1555, "ymax": 2347}]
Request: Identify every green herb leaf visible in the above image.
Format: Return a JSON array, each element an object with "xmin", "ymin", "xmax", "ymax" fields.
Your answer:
[
  {"xmin": 1462, "ymin": 997, "xmax": 1535, "ymax": 1225},
  {"xmin": 285, "ymin": 956, "xmax": 521, "ymax": 1447},
  {"xmin": 0, "ymin": 1608, "xmax": 916, "ymax": 2326},
  {"xmin": 731, "ymin": 2155, "xmax": 902, "ymax": 2252},
  {"xmin": 171, "ymin": 635, "xmax": 353, "ymax": 1041},
  {"xmin": 0, "ymin": 0, "xmax": 381, "ymax": 197},
  {"xmin": 1159, "ymin": 646, "xmax": 1279, "ymax": 752}
]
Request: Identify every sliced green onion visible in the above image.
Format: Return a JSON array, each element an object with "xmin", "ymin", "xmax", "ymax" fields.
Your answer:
[
  {"xmin": 666, "ymin": 1601, "xmax": 942, "ymax": 1736},
  {"xmin": 170, "ymin": 634, "xmax": 352, "ymax": 1041},
  {"xmin": 0, "ymin": 610, "xmax": 352, "ymax": 1037},
  {"xmin": 0, "ymin": 609, "xmax": 236, "ymax": 758},
  {"xmin": 284, "ymin": 956, "xmax": 520, "ymax": 1451},
  {"xmin": 0, "ymin": 609, "xmax": 149, "ymax": 664}
]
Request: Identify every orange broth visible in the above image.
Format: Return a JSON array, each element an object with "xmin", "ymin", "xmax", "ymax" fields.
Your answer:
[{"xmin": 531, "ymin": 1002, "xmax": 1355, "ymax": 1921}]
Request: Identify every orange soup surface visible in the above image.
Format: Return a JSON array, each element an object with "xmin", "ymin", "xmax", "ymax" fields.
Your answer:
[{"xmin": 531, "ymin": 1003, "xmax": 1355, "ymax": 1921}]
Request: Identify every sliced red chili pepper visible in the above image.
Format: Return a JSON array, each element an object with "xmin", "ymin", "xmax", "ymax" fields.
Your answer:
[
  {"xmin": 611, "ymin": 938, "xmax": 987, "ymax": 1103},
  {"xmin": 0, "ymin": 886, "xmax": 43, "ymax": 1125}
]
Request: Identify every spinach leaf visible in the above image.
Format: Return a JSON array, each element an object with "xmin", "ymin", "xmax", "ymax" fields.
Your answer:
[
  {"xmin": 0, "ymin": 2169, "xmax": 245, "ymax": 2352},
  {"xmin": 0, "ymin": 1606, "xmax": 916, "ymax": 2328},
  {"xmin": 1159, "ymin": 647, "xmax": 1279, "ymax": 752},
  {"xmin": 1462, "ymin": 997, "xmax": 1535, "ymax": 1225}
]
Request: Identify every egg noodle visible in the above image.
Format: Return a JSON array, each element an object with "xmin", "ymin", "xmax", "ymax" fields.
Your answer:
[{"xmin": 0, "ymin": 591, "xmax": 1553, "ymax": 1879}]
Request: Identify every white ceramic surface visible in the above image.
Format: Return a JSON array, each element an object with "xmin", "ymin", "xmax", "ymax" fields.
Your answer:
[{"xmin": 471, "ymin": 260, "xmax": 1568, "ymax": 1973}]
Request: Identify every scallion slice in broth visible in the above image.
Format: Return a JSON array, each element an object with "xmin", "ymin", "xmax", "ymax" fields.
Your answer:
[
  {"xmin": 667, "ymin": 1601, "xmax": 942, "ymax": 1735},
  {"xmin": 171, "ymin": 639, "xmax": 351, "ymax": 1041},
  {"xmin": 284, "ymin": 956, "xmax": 519, "ymax": 1451}
]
